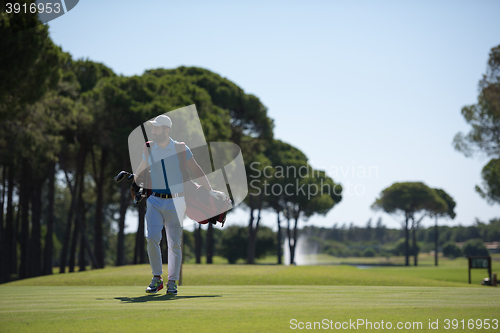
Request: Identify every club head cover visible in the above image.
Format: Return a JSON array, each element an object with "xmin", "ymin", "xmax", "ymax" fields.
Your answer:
[{"xmin": 114, "ymin": 171, "xmax": 129, "ymax": 182}]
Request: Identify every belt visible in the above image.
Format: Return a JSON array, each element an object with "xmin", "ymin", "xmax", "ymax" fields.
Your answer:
[{"xmin": 152, "ymin": 192, "xmax": 184, "ymax": 199}]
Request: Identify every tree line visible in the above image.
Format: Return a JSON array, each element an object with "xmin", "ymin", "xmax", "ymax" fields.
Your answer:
[
  {"xmin": 0, "ymin": 11, "xmax": 343, "ymax": 283},
  {"xmin": 299, "ymin": 217, "xmax": 499, "ymax": 259},
  {"xmin": 143, "ymin": 216, "xmax": 499, "ymax": 264}
]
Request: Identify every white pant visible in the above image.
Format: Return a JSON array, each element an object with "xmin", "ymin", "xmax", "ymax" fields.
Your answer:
[{"xmin": 145, "ymin": 195, "xmax": 186, "ymax": 280}]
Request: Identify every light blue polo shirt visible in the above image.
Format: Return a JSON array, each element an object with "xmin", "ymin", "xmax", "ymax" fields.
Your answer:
[{"xmin": 143, "ymin": 138, "xmax": 193, "ymax": 194}]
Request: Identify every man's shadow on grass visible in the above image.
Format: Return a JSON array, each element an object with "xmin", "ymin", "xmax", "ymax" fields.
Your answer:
[{"xmin": 115, "ymin": 294, "xmax": 221, "ymax": 303}]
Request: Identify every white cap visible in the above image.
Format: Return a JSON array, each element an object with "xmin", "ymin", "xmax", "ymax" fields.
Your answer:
[{"xmin": 147, "ymin": 115, "xmax": 172, "ymax": 128}]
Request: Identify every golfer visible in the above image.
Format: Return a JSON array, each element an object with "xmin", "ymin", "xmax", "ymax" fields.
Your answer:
[{"xmin": 134, "ymin": 115, "xmax": 225, "ymax": 295}]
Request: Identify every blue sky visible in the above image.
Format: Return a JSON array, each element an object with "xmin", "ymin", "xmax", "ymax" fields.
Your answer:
[{"xmin": 47, "ymin": 0, "xmax": 500, "ymax": 232}]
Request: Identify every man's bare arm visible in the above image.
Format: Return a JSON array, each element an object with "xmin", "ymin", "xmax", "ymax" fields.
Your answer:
[
  {"xmin": 185, "ymin": 157, "xmax": 212, "ymax": 191},
  {"xmin": 185, "ymin": 157, "xmax": 227, "ymax": 200},
  {"xmin": 134, "ymin": 159, "xmax": 149, "ymax": 185}
]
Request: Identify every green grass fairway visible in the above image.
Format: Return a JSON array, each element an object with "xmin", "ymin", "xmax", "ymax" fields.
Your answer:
[
  {"xmin": 1, "ymin": 260, "xmax": 499, "ymax": 332},
  {"xmin": 1, "ymin": 286, "xmax": 499, "ymax": 332},
  {"xmin": 4, "ymin": 257, "xmax": 496, "ymax": 287},
  {"xmin": 0, "ymin": 265, "xmax": 474, "ymax": 287}
]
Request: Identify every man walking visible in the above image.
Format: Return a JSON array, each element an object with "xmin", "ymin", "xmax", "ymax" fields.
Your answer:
[{"xmin": 134, "ymin": 115, "xmax": 225, "ymax": 295}]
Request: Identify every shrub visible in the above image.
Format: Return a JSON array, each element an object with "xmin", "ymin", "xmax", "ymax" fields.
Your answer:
[
  {"xmin": 394, "ymin": 238, "xmax": 419, "ymax": 256},
  {"xmin": 363, "ymin": 248, "xmax": 376, "ymax": 257},
  {"xmin": 462, "ymin": 239, "xmax": 489, "ymax": 257},
  {"xmin": 218, "ymin": 226, "xmax": 275, "ymax": 264},
  {"xmin": 219, "ymin": 226, "xmax": 247, "ymax": 264},
  {"xmin": 351, "ymin": 249, "xmax": 362, "ymax": 257},
  {"xmin": 442, "ymin": 241, "xmax": 462, "ymax": 258}
]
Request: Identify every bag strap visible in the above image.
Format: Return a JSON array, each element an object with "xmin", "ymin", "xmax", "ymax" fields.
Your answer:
[
  {"xmin": 140, "ymin": 124, "xmax": 155, "ymax": 165},
  {"xmin": 143, "ymin": 141, "xmax": 154, "ymax": 161},
  {"xmin": 140, "ymin": 141, "xmax": 154, "ymax": 191},
  {"xmin": 175, "ymin": 142, "xmax": 190, "ymax": 183}
]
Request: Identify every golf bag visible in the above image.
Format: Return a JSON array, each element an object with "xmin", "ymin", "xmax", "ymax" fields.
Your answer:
[{"xmin": 143, "ymin": 141, "xmax": 231, "ymax": 226}]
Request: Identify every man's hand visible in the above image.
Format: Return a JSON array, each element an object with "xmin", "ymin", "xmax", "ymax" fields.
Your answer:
[
  {"xmin": 130, "ymin": 182, "xmax": 141, "ymax": 198},
  {"xmin": 130, "ymin": 182, "xmax": 146, "ymax": 205},
  {"xmin": 210, "ymin": 189, "xmax": 227, "ymax": 201}
]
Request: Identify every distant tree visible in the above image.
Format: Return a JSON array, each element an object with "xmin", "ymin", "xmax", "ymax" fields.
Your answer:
[
  {"xmin": 428, "ymin": 189, "xmax": 456, "ymax": 266},
  {"xmin": 194, "ymin": 223, "xmax": 202, "ymax": 264},
  {"xmin": 219, "ymin": 226, "xmax": 275, "ymax": 264},
  {"xmin": 486, "ymin": 218, "xmax": 500, "ymax": 242},
  {"xmin": 454, "ymin": 45, "xmax": 500, "ymax": 157},
  {"xmin": 0, "ymin": 6, "xmax": 61, "ymax": 120},
  {"xmin": 372, "ymin": 182, "xmax": 447, "ymax": 266},
  {"xmin": 394, "ymin": 238, "xmax": 419, "ymax": 256},
  {"xmin": 285, "ymin": 169, "xmax": 342, "ymax": 265},
  {"xmin": 206, "ymin": 223, "xmax": 214, "ymax": 264},
  {"xmin": 363, "ymin": 248, "xmax": 376, "ymax": 257},
  {"xmin": 244, "ymin": 153, "xmax": 272, "ymax": 264},
  {"xmin": 181, "ymin": 230, "xmax": 195, "ymax": 262},
  {"xmin": 365, "ymin": 219, "xmax": 373, "ymax": 242},
  {"xmin": 219, "ymin": 226, "xmax": 246, "ymax": 264},
  {"xmin": 374, "ymin": 217, "xmax": 386, "ymax": 243},
  {"xmin": 454, "ymin": 45, "xmax": 500, "ymax": 205},
  {"xmin": 133, "ymin": 202, "xmax": 147, "ymax": 265},
  {"xmin": 262, "ymin": 139, "xmax": 309, "ymax": 264},
  {"xmin": 462, "ymin": 239, "xmax": 489, "ymax": 257},
  {"xmin": 145, "ymin": 66, "xmax": 274, "ymax": 144},
  {"xmin": 442, "ymin": 242, "xmax": 462, "ymax": 258},
  {"xmin": 475, "ymin": 158, "xmax": 500, "ymax": 205}
]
